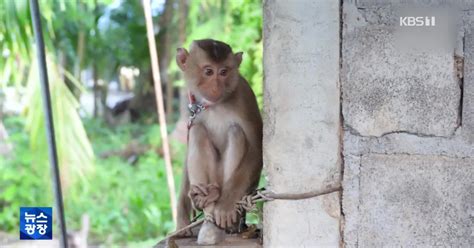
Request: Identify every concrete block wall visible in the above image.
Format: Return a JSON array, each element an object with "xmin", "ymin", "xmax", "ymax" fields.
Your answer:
[
  {"xmin": 342, "ymin": 1, "xmax": 474, "ymax": 247},
  {"xmin": 263, "ymin": 0, "xmax": 473, "ymax": 246}
]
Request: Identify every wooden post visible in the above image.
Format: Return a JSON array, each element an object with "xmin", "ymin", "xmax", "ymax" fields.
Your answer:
[{"xmin": 142, "ymin": 0, "xmax": 177, "ymax": 225}]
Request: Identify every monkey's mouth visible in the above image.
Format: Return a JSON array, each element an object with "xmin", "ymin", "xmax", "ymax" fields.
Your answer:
[
  {"xmin": 203, "ymin": 99, "xmax": 216, "ymax": 105},
  {"xmin": 201, "ymin": 94, "xmax": 221, "ymax": 104}
]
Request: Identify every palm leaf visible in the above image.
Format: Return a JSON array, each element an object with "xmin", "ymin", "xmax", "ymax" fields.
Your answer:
[{"xmin": 24, "ymin": 54, "xmax": 94, "ymax": 188}]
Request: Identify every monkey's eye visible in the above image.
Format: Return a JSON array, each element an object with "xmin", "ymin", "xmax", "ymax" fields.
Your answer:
[
  {"xmin": 219, "ymin": 69, "xmax": 228, "ymax": 76},
  {"xmin": 204, "ymin": 68, "xmax": 214, "ymax": 76}
]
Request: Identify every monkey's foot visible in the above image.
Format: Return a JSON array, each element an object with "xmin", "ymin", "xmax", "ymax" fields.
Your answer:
[
  {"xmin": 197, "ymin": 221, "xmax": 225, "ymax": 245},
  {"xmin": 189, "ymin": 183, "xmax": 220, "ymax": 210},
  {"xmin": 213, "ymin": 201, "xmax": 240, "ymax": 229}
]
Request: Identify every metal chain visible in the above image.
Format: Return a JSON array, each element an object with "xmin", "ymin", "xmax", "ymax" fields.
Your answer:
[{"xmin": 187, "ymin": 103, "xmax": 207, "ymax": 128}]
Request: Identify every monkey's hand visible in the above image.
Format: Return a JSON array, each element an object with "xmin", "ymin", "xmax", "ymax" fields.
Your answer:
[
  {"xmin": 213, "ymin": 199, "xmax": 239, "ymax": 229},
  {"xmin": 189, "ymin": 183, "xmax": 220, "ymax": 210}
]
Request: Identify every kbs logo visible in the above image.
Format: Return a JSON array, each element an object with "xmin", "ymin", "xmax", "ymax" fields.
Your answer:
[{"xmin": 400, "ymin": 16, "xmax": 436, "ymax": 26}]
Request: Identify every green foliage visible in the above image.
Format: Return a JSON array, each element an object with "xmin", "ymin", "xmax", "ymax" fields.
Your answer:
[
  {"xmin": 0, "ymin": 0, "xmax": 32, "ymax": 88},
  {"xmin": 169, "ymin": 0, "xmax": 263, "ymax": 106},
  {"xmin": 93, "ymin": 0, "xmax": 150, "ymax": 69},
  {"xmin": 1, "ymin": 0, "xmax": 98, "ymax": 189},
  {"xmin": 0, "ymin": 0, "xmax": 263, "ymax": 245},
  {"xmin": 1, "ymin": 116, "xmax": 186, "ymax": 245},
  {"xmin": 65, "ymin": 118, "xmax": 186, "ymax": 244},
  {"xmin": 0, "ymin": 116, "xmax": 53, "ymax": 232},
  {"xmin": 66, "ymin": 153, "xmax": 173, "ymax": 243},
  {"xmin": 1, "ymin": 0, "xmax": 104, "ymax": 85},
  {"xmin": 24, "ymin": 57, "xmax": 94, "ymax": 183}
]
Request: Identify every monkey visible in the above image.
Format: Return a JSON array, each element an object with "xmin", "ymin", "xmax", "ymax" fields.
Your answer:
[{"xmin": 175, "ymin": 39, "xmax": 263, "ymax": 244}]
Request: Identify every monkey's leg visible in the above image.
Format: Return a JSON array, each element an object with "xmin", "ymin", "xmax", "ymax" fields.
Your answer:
[
  {"xmin": 176, "ymin": 163, "xmax": 193, "ymax": 236},
  {"xmin": 187, "ymin": 124, "xmax": 218, "ymax": 185},
  {"xmin": 176, "ymin": 122, "xmax": 218, "ymax": 235},
  {"xmin": 214, "ymin": 124, "xmax": 251, "ymax": 229},
  {"xmin": 187, "ymin": 124, "xmax": 221, "ymax": 209},
  {"xmin": 187, "ymin": 124, "xmax": 225, "ymax": 245}
]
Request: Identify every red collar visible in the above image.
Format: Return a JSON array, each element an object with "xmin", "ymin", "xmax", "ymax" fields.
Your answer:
[
  {"xmin": 187, "ymin": 91, "xmax": 213, "ymax": 108},
  {"xmin": 187, "ymin": 91, "xmax": 197, "ymax": 104}
]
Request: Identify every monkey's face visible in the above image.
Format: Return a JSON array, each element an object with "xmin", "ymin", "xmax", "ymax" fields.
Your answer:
[
  {"xmin": 191, "ymin": 55, "xmax": 240, "ymax": 103},
  {"xmin": 176, "ymin": 40, "xmax": 243, "ymax": 103}
]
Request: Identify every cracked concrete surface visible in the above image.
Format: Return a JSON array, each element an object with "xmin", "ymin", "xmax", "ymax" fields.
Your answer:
[
  {"xmin": 343, "ymin": 154, "xmax": 474, "ymax": 247},
  {"xmin": 263, "ymin": 1, "xmax": 473, "ymax": 246},
  {"xmin": 341, "ymin": 1, "xmax": 474, "ymax": 246},
  {"xmin": 342, "ymin": 3, "xmax": 461, "ymax": 137}
]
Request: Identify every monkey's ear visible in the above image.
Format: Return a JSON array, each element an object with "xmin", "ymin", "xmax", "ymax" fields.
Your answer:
[
  {"xmin": 234, "ymin": 52, "xmax": 243, "ymax": 66},
  {"xmin": 176, "ymin": 48, "xmax": 189, "ymax": 71}
]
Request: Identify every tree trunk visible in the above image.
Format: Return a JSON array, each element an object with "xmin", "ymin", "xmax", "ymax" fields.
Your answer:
[
  {"xmin": 160, "ymin": 0, "xmax": 175, "ymax": 123},
  {"xmin": 178, "ymin": 0, "xmax": 188, "ymax": 118},
  {"xmin": 92, "ymin": 0, "xmax": 100, "ymax": 118},
  {"xmin": 74, "ymin": 31, "xmax": 85, "ymax": 80},
  {"xmin": 93, "ymin": 63, "xmax": 99, "ymax": 118},
  {"xmin": 74, "ymin": 1, "xmax": 86, "ymax": 83},
  {"xmin": 171, "ymin": 0, "xmax": 189, "ymax": 143}
]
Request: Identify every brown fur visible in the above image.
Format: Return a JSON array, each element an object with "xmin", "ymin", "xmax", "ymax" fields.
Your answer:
[
  {"xmin": 175, "ymin": 39, "xmax": 262, "ymax": 236},
  {"xmin": 195, "ymin": 39, "xmax": 233, "ymax": 63}
]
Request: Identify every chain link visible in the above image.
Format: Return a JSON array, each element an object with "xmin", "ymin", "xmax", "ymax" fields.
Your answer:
[{"xmin": 187, "ymin": 103, "xmax": 207, "ymax": 128}]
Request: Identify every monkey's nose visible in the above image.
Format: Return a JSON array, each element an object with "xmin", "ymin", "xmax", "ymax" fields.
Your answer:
[
  {"xmin": 211, "ymin": 86, "xmax": 221, "ymax": 95},
  {"xmin": 207, "ymin": 89, "xmax": 222, "ymax": 102}
]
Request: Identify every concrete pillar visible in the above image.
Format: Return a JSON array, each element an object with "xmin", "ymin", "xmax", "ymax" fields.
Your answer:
[{"xmin": 263, "ymin": 0, "xmax": 341, "ymax": 246}]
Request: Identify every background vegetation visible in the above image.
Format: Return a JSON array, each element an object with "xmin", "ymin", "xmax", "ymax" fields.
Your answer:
[{"xmin": 0, "ymin": 0, "xmax": 262, "ymax": 246}]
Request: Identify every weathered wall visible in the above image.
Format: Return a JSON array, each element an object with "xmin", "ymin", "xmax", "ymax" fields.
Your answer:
[
  {"xmin": 342, "ymin": 1, "xmax": 474, "ymax": 247},
  {"xmin": 263, "ymin": 0, "xmax": 341, "ymax": 247},
  {"xmin": 263, "ymin": 0, "xmax": 473, "ymax": 246}
]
